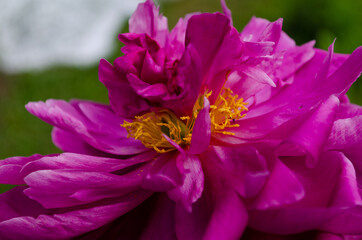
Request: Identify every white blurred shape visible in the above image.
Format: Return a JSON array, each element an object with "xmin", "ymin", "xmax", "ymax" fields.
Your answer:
[{"xmin": 0, "ymin": 0, "xmax": 142, "ymax": 73}]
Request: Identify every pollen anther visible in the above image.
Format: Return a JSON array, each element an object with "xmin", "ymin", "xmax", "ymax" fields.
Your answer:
[{"xmin": 122, "ymin": 88, "xmax": 247, "ymax": 153}]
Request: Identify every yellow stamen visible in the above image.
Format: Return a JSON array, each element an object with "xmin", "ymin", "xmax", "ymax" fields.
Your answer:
[
  {"xmin": 122, "ymin": 110, "xmax": 192, "ymax": 153},
  {"xmin": 209, "ymin": 88, "xmax": 248, "ymax": 135},
  {"xmin": 122, "ymin": 88, "xmax": 248, "ymax": 153}
]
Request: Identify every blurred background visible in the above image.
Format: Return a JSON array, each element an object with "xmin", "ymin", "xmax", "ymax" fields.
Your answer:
[{"xmin": 0, "ymin": 0, "xmax": 361, "ymax": 182}]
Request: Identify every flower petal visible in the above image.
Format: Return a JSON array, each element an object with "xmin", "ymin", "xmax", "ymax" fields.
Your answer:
[
  {"xmin": 276, "ymin": 95, "xmax": 340, "ymax": 167},
  {"xmin": 207, "ymin": 146, "xmax": 269, "ymax": 198},
  {"xmin": 129, "ymin": 0, "xmax": 168, "ymax": 47},
  {"xmin": 251, "ymin": 158, "xmax": 304, "ymax": 210},
  {"xmin": 189, "ymin": 97, "xmax": 211, "ymax": 154},
  {"xmin": 26, "ymin": 98, "xmax": 147, "ymax": 155},
  {"xmin": 175, "ymin": 159, "xmax": 248, "ymax": 240},
  {"xmin": 0, "ymin": 190, "xmax": 152, "ymax": 240},
  {"xmin": 185, "ymin": 13, "xmax": 242, "ymax": 100},
  {"xmin": 0, "ymin": 187, "xmax": 50, "ymax": 222},
  {"xmin": 168, "ymin": 154, "xmax": 204, "ymax": 212},
  {"xmin": 142, "ymin": 152, "xmax": 183, "ymax": 192},
  {"xmin": 249, "ymin": 151, "xmax": 361, "ymax": 234},
  {"xmin": 98, "ymin": 58, "xmax": 150, "ymax": 118}
]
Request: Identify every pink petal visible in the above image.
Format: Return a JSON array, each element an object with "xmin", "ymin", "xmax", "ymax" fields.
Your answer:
[
  {"xmin": 207, "ymin": 146, "xmax": 269, "ymax": 198},
  {"xmin": 0, "ymin": 187, "xmax": 50, "ymax": 222},
  {"xmin": 139, "ymin": 194, "xmax": 177, "ymax": 240},
  {"xmin": 185, "ymin": 13, "xmax": 242, "ymax": 101},
  {"xmin": 276, "ymin": 95, "xmax": 340, "ymax": 167},
  {"xmin": 0, "ymin": 154, "xmax": 54, "ymax": 185},
  {"xmin": 129, "ymin": 0, "xmax": 168, "ymax": 47},
  {"xmin": 189, "ymin": 97, "xmax": 211, "ymax": 154},
  {"xmin": 168, "ymin": 154, "xmax": 204, "ymax": 212},
  {"xmin": 251, "ymin": 158, "xmax": 304, "ymax": 210},
  {"xmin": 98, "ymin": 58, "xmax": 150, "ymax": 118},
  {"xmin": 249, "ymin": 151, "xmax": 361, "ymax": 234},
  {"xmin": 0, "ymin": 190, "xmax": 151, "ymax": 240},
  {"xmin": 142, "ymin": 152, "xmax": 183, "ymax": 192},
  {"xmin": 26, "ymin": 98, "xmax": 147, "ymax": 155},
  {"xmin": 175, "ymin": 159, "xmax": 248, "ymax": 240}
]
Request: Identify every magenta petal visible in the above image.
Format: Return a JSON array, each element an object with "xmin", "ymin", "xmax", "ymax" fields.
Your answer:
[
  {"xmin": 242, "ymin": 41, "xmax": 275, "ymax": 57},
  {"xmin": 221, "ymin": 0, "xmax": 232, "ymax": 25},
  {"xmin": 240, "ymin": 17, "xmax": 271, "ymax": 42},
  {"xmin": 26, "ymin": 98, "xmax": 147, "ymax": 155},
  {"xmin": 242, "ymin": 66, "xmax": 276, "ymax": 87},
  {"xmin": 285, "ymin": 151, "xmax": 361, "ymax": 209},
  {"xmin": 0, "ymin": 154, "xmax": 46, "ymax": 184},
  {"xmin": 175, "ymin": 190, "xmax": 247, "ymax": 240},
  {"xmin": 0, "ymin": 190, "xmax": 151, "ymax": 240},
  {"xmin": 129, "ymin": 0, "xmax": 168, "ymax": 47},
  {"xmin": 174, "ymin": 158, "xmax": 248, "ymax": 240},
  {"xmin": 251, "ymin": 158, "xmax": 304, "ymax": 210},
  {"xmin": 164, "ymin": 44, "xmax": 203, "ymax": 115},
  {"xmin": 20, "ymin": 151, "xmax": 156, "ymax": 175},
  {"xmin": 98, "ymin": 58, "xmax": 150, "ymax": 118},
  {"xmin": 323, "ymin": 46, "xmax": 362, "ymax": 97},
  {"xmin": 241, "ymin": 229, "xmax": 344, "ymax": 240},
  {"xmin": 185, "ymin": 13, "xmax": 242, "ymax": 99},
  {"xmin": 276, "ymin": 95, "xmax": 340, "ymax": 167},
  {"xmin": 24, "ymin": 170, "xmax": 144, "ymax": 208},
  {"xmin": 274, "ymin": 40, "xmax": 315, "ymax": 81},
  {"xmin": 52, "ymin": 128, "xmax": 113, "ymax": 156},
  {"xmin": 202, "ymin": 191, "xmax": 247, "ymax": 240},
  {"xmin": 138, "ymin": 83, "xmax": 169, "ymax": 99},
  {"xmin": 0, "ymin": 187, "xmax": 50, "ymax": 222},
  {"xmin": 258, "ymin": 18, "xmax": 283, "ymax": 49},
  {"xmin": 142, "ymin": 152, "xmax": 183, "ymax": 192},
  {"xmin": 168, "ymin": 154, "xmax": 204, "ymax": 212},
  {"xmin": 208, "ymin": 146, "xmax": 269, "ymax": 198},
  {"xmin": 189, "ymin": 97, "xmax": 211, "ymax": 154},
  {"xmin": 249, "ymin": 151, "xmax": 361, "ymax": 235},
  {"xmin": 315, "ymin": 41, "xmax": 335, "ymax": 82},
  {"xmin": 320, "ymin": 206, "xmax": 362, "ymax": 235},
  {"xmin": 326, "ymin": 115, "xmax": 362, "ymax": 163},
  {"xmin": 139, "ymin": 194, "xmax": 177, "ymax": 240},
  {"xmin": 166, "ymin": 17, "xmax": 187, "ymax": 60}
]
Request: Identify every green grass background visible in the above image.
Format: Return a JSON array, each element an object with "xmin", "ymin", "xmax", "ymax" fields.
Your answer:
[{"xmin": 0, "ymin": 0, "xmax": 361, "ymax": 192}]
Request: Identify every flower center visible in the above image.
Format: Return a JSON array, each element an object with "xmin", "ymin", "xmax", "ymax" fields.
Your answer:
[{"xmin": 121, "ymin": 88, "xmax": 248, "ymax": 153}]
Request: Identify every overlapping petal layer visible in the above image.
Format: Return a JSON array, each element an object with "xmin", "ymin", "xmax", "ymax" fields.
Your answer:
[{"xmin": 1, "ymin": 0, "xmax": 361, "ymax": 239}]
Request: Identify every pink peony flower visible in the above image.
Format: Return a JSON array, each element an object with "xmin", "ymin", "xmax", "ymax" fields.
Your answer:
[{"xmin": 1, "ymin": 0, "xmax": 362, "ymax": 239}]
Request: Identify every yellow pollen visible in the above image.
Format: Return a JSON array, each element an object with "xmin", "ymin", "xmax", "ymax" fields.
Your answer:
[
  {"xmin": 121, "ymin": 88, "xmax": 248, "ymax": 153},
  {"xmin": 209, "ymin": 88, "xmax": 248, "ymax": 135},
  {"xmin": 121, "ymin": 110, "xmax": 192, "ymax": 153}
]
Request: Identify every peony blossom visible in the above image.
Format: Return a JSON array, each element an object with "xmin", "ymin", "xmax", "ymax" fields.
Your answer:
[{"xmin": 1, "ymin": 0, "xmax": 362, "ymax": 239}]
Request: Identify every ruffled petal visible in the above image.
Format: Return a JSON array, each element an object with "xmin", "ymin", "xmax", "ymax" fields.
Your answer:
[
  {"xmin": 251, "ymin": 158, "xmax": 304, "ymax": 210},
  {"xmin": 174, "ymin": 155, "xmax": 248, "ymax": 240},
  {"xmin": 249, "ymin": 151, "xmax": 361, "ymax": 234},
  {"xmin": 52, "ymin": 128, "xmax": 114, "ymax": 157},
  {"xmin": 185, "ymin": 13, "xmax": 242, "ymax": 101},
  {"xmin": 129, "ymin": 0, "xmax": 168, "ymax": 47},
  {"xmin": 163, "ymin": 44, "xmax": 203, "ymax": 115},
  {"xmin": 0, "ymin": 154, "xmax": 47, "ymax": 185},
  {"xmin": 142, "ymin": 152, "xmax": 183, "ymax": 192},
  {"xmin": 0, "ymin": 187, "xmax": 50, "ymax": 222},
  {"xmin": 326, "ymin": 115, "xmax": 362, "ymax": 162},
  {"xmin": 168, "ymin": 154, "xmax": 204, "ymax": 212},
  {"xmin": 98, "ymin": 58, "xmax": 150, "ymax": 118},
  {"xmin": 26, "ymin": 98, "xmax": 147, "ymax": 155},
  {"xmin": 24, "ymin": 169, "xmax": 145, "ymax": 208},
  {"xmin": 189, "ymin": 97, "xmax": 211, "ymax": 154},
  {"xmin": 204, "ymin": 146, "xmax": 269, "ymax": 198},
  {"xmin": 276, "ymin": 95, "xmax": 340, "ymax": 167},
  {"xmin": 0, "ymin": 189, "xmax": 151, "ymax": 240}
]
